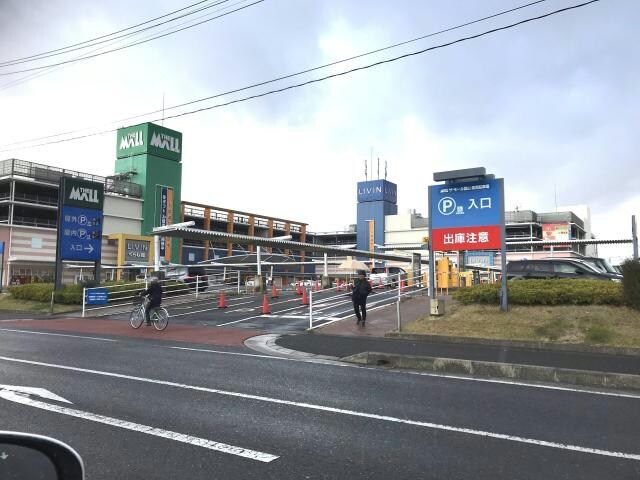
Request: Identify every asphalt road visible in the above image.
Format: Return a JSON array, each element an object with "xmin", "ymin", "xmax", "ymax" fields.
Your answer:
[
  {"xmin": 1, "ymin": 328, "xmax": 639, "ymax": 479},
  {"xmin": 276, "ymin": 334, "xmax": 640, "ymax": 375},
  {"xmin": 100, "ymin": 287, "xmax": 404, "ymax": 334}
]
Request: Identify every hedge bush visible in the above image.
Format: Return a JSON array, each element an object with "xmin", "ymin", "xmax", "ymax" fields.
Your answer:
[
  {"xmin": 453, "ymin": 279, "xmax": 624, "ymax": 306},
  {"xmin": 9, "ymin": 283, "xmax": 54, "ymax": 303},
  {"xmin": 621, "ymin": 260, "xmax": 640, "ymax": 309},
  {"xmin": 8, "ymin": 279, "xmax": 203, "ymax": 305},
  {"xmin": 8, "ymin": 283, "xmax": 83, "ymax": 304}
]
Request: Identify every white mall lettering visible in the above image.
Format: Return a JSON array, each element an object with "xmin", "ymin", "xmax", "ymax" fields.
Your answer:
[
  {"xmin": 150, "ymin": 132, "xmax": 180, "ymax": 153},
  {"xmin": 69, "ymin": 187, "xmax": 99, "ymax": 204},
  {"xmin": 119, "ymin": 131, "xmax": 143, "ymax": 149}
]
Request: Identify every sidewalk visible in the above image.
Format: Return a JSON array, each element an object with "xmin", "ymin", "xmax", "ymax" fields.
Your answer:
[
  {"xmin": 278, "ymin": 301, "xmax": 640, "ymax": 375},
  {"xmin": 0, "ymin": 317, "xmax": 259, "ymax": 347},
  {"xmin": 317, "ymin": 295, "xmax": 431, "ymax": 337}
]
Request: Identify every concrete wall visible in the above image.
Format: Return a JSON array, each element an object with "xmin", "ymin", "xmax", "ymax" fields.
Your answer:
[
  {"xmin": 103, "ymin": 194, "xmax": 143, "ymax": 235},
  {"xmin": 384, "ymin": 213, "xmax": 429, "ymax": 246}
]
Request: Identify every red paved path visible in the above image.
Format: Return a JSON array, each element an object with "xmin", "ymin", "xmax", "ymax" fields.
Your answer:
[{"xmin": 1, "ymin": 318, "xmax": 259, "ymax": 347}]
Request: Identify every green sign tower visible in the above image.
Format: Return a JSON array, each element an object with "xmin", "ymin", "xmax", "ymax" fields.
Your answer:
[{"xmin": 115, "ymin": 122, "xmax": 182, "ymax": 262}]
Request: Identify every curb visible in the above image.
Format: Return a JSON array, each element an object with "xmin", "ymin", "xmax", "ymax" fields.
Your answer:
[
  {"xmin": 385, "ymin": 332, "xmax": 640, "ymax": 357},
  {"xmin": 342, "ymin": 351, "xmax": 640, "ymax": 392},
  {"xmin": 244, "ymin": 334, "xmax": 341, "ymax": 362}
]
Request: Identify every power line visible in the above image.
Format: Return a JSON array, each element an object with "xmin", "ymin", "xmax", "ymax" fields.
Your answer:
[
  {"xmin": 0, "ymin": 0, "xmax": 601, "ymax": 154},
  {"xmin": 0, "ymin": 0, "xmax": 252, "ymax": 92},
  {"xmin": 0, "ymin": 0, "xmax": 551, "ymax": 147},
  {"xmin": 0, "ymin": 0, "xmax": 220, "ymax": 67},
  {"xmin": 0, "ymin": 0, "xmax": 265, "ymax": 76},
  {"xmin": 154, "ymin": 0, "xmax": 602, "ymax": 123}
]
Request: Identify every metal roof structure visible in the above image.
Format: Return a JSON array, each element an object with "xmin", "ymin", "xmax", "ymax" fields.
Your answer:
[
  {"xmin": 153, "ymin": 226, "xmax": 415, "ymax": 263},
  {"xmin": 506, "ymin": 238, "xmax": 632, "ymax": 247}
]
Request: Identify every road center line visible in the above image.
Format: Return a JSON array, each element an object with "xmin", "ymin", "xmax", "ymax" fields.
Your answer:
[
  {"xmin": 0, "ymin": 389, "xmax": 277, "ymax": 463},
  {"xmin": 0, "ymin": 355, "xmax": 637, "ymax": 461},
  {"xmin": 0, "ymin": 329, "xmax": 116, "ymax": 342}
]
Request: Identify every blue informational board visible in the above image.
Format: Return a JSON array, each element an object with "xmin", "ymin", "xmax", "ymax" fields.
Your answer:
[
  {"xmin": 159, "ymin": 186, "xmax": 168, "ymax": 257},
  {"xmin": 85, "ymin": 287, "xmax": 109, "ymax": 305},
  {"xmin": 429, "ymin": 179, "xmax": 503, "ymax": 229},
  {"xmin": 0, "ymin": 241, "xmax": 4, "ymax": 254},
  {"xmin": 59, "ymin": 205, "xmax": 103, "ymax": 261}
]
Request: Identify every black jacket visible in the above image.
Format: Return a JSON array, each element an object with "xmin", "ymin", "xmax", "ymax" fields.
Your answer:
[
  {"xmin": 143, "ymin": 282, "xmax": 163, "ymax": 306},
  {"xmin": 352, "ymin": 278, "xmax": 372, "ymax": 303}
]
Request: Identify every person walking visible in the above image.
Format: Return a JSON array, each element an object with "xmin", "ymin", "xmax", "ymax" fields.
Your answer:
[{"xmin": 352, "ymin": 270, "xmax": 372, "ymax": 326}]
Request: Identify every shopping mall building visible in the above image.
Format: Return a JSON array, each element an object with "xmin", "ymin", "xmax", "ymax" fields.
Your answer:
[{"xmin": 0, "ymin": 122, "xmax": 596, "ymax": 285}]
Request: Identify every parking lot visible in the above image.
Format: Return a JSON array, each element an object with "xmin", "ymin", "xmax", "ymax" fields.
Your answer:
[{"xmin": 101, "ymin": 284, "xmax": 411, "ymax": 334}]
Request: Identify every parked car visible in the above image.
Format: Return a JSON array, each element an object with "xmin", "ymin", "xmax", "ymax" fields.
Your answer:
[
  {"xmin": 166, "ymin": 266, "xmax": 208, "ymax": 291},
  {"xmin": 370, "ymin": 267, "xmax": 406, "ymax": 288},
  {"xmin": 543, "ymin": 256, "xmax": 623, "ymax": 280},
  {"xmin": 507, "ymin": 259, "xmax": 621, "ymax": 282}
]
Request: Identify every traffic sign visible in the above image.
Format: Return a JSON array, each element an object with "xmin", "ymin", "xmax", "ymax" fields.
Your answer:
[
  {"xmin": 429, "ymin": 178, "xmax": 504, "ymax": 251},
  {"xmin": 59, "ymin": 205, "xmax": 103, "ymax": 261},
  {"xmin": 85, "ymin": 288, "xmax": 109, "ymax": 305}
]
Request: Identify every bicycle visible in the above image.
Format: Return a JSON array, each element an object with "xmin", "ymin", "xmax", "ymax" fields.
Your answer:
[{"xmin": 129, "ymin": 294, "xmax": 169, "ymax": 331}]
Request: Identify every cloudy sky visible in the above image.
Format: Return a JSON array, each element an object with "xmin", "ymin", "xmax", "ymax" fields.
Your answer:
[{"xmin": 1, "ymin": 0, "xmax": 638, "ymax": 261}]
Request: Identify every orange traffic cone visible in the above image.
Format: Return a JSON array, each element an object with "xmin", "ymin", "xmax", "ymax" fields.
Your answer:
[
  {"xmin": 315, "ymin": 280, "xmax": 320, "ymax": 292},
  {"xmin": 218, "ymin": 291, "xmax": 227, "ymax": 309},
  {"xmin": 369, "ymin": 280, "xmax": 374, "ymax": 288},
  {"xmin": 301, "ymin": 288, "xmax": 309, "ymax": 306},
  {"xmin": 262, "ymin": 294, "xmax": 271, "ymax": 314},
  {"xmin": 296, "ymin": 282, "xmax": 302, "ymax": 295},
  {"xmin": 400, "ymin": 279, "xmax": 405, "ymax": 293},
  {"xmin": 271, "ymin": 284, "xmax": 279, "ymax": 299},
  {"xmin": 336, "ymin": 279, "xmax": 342, "ymax": 292}
]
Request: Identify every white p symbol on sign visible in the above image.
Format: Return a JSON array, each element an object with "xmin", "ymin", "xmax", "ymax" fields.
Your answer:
[{"xmin": 438, "ymin": 197, "xmax": 456, "ymax": 216}]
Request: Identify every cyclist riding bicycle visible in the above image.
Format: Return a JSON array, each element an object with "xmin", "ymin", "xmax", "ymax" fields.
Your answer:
[{"xmin": 139, "ymin": 278, "xmax": 163, "ymax": 326}]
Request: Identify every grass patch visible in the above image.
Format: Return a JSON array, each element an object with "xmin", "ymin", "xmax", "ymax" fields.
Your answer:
[
  {"xmin": 0, "ymin": 293, "xmax": 77, "ymax": 314},
  {"xmin": 404, "ymin": 302, "xmax": 640, "ymax": 348}
]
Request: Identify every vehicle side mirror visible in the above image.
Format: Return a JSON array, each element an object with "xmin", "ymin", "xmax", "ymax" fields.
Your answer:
[
  {"xmin": 0, "ymin": 432, "xmax": 84, "ymax": 480},
  {"xmin": 576, "ymin": 269, "xmax": 584, "ymax": 275}
]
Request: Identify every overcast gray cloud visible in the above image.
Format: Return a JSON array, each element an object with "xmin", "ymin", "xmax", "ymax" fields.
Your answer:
[{"xmin": 1, "ymin": 0, "xmax": 638, "ymax": 261}]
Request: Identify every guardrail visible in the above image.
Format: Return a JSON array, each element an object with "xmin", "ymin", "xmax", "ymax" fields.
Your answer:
[
  {"xmin": 82, "ymin": 271, "xmax": 242, "ymax": 317},
  {"xmin": 306, "ymin": 271, "xmax": 427, "ymax": 330}
]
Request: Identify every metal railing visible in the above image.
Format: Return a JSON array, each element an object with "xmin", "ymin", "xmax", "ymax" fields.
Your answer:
[
  {"xmin": 0, "ymin": 159, "xmax": 141, "ymax": 198},
  {"xmin": 305, "ymin": 271, "xmax": 428, "ymax": 331},
  {"xmin": 12, "ymin": 215, "xmax": 56, "ymax": 228},
  {"xmin": 82, "ymin": 271, "xmax": 243, "ymax": 317}
]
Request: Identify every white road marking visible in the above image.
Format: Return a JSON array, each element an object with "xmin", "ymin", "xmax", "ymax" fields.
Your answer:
[
  {"xmin": 216, "ymin": 316, "xmax": 262, "ymax": 327},
  {"xmin": 171, "ymin": 299, "xmax": 259, "ymax": 318},
  {"xmin": 0, "ymin": 385, "xmax": 72, "ymax": 403},
  {"xmin": 0, "ymin": 329, "xmax": 116, "ymax": 342},
  {"xmin": 0, "ymin": 388, "xmax": 278, "ymax": 463},
  {"xmin": 0, "ymin": 355, "xmax": 638, "ymax": 461}
]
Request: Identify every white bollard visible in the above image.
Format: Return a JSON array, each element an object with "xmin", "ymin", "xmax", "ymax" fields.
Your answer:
[{"xmin": 309, "ymin": 288, "xmax": 313, "ymax": 329}]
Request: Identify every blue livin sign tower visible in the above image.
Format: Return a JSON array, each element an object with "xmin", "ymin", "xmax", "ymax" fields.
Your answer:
[{"xmin": 356, "ymin": 179, "xmax": 398, "ymax": 254}]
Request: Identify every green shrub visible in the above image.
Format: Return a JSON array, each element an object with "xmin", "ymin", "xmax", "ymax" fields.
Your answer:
[
  {"xmin": 621, "ymin": 260, "xmax": 640, "ymax": 309},
  {"xmin": 54, "ymin": 284, "xmax": 83, "ymax": 304},
  {"xmin": 9, "ymin": 283, "xmax": 54, "ymax": 302},
  {"xmin": 8, "ymin": 279, "xmax": 196, "ymax": 306},
  {"xmin": 453, "ymin": 279, "xmax": 623, "ymax": 306},
  {"xmin": 9, "ymin": 283, "xmax": 83, "ymax": 304}
]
